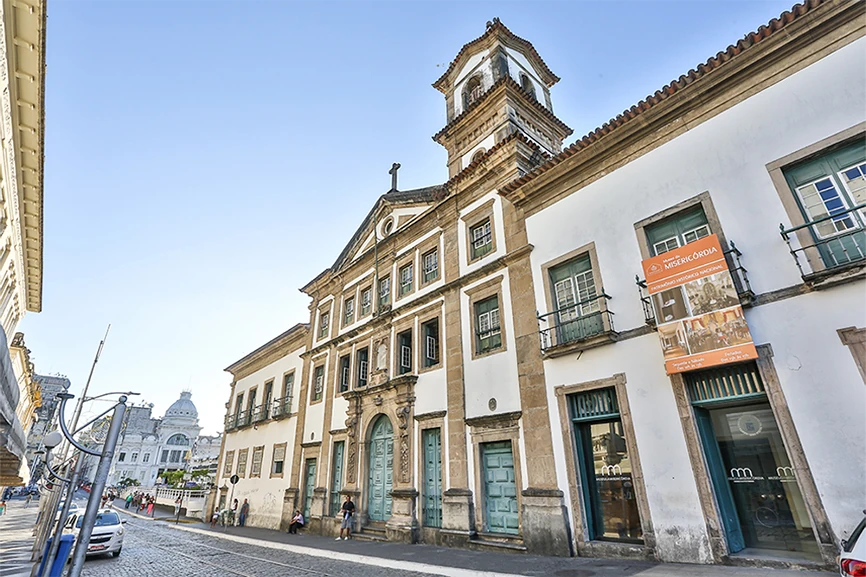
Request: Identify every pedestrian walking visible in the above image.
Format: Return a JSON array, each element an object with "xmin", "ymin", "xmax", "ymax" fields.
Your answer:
[
  {"xmin": 238, "ymin": 499, "xmax": 249, "ymax": 527},
  {"xmin": 337, "ymin": 494, "xmax": 355, "ymax": 540},
  {"xmin": 174, "ymin": 496, "xmax": 182, "ymax": 518},
  {"xmin": 146, "ymin": 496, "xmax": 154, "ymax": 517},
  {"xmin": 125, "ymin": 494, "xmax": 133, "ymax": 509},
  {"xmin": 288, "ymin": 510, "xmax": 304, "ymax": 534},
  {"xmin": 0, "ymin": 500, "xmax": 6, "ymax": 516},
  {"xmin": 25, "ymin": 492, "xmax": 33, "ymax": 507}
]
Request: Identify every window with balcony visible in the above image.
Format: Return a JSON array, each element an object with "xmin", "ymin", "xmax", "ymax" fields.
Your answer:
[
  {"xmin": 339, "ymin": 355, "xmax": 351, "ymax": 393},
  {"xmin": 312, "ymin": 366, "xmax": 324, "ymax": 402},
  {"xmin": 399, "ymin": 263, "xmax": 414, "ymax": 296},
  {"xmin": 422, "ymin": 318, "xmax": 440, "ymax": 369},
  {"xmin": 356, "ymin": 347, "xmax": 369, "ymax": 387},
  {"xmin": 398, "ymin": 329, "xmax": 413, "ymax": 375},
  {"xmin": 422, "ymin": 249, "xmax": 439, "ymax": 284},
  {"xmin": 474, "ymin": 296, "xmax": 502, "ymax": 354},
  {"xmin": 781, "ymin": 140, "xmax": 866, "ymax": 273},
  {"xmin": 344, "ymin": 297, "xmax": 355, "ymax": 326},
  {"xmin": 541, "ymin": 253, "xmax": 610, "ymax": 349}
]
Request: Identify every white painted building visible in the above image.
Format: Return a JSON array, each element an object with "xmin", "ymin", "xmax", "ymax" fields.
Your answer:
[
  {"xmin": 0, "ymin": 0, "xmax": 46, "ymax": 490},
  {"xmin": 104, "ymin": 392, "xmax": 213, "ymax": 487},
  {"xmin": 214, "ymin": 2, "xmax": 864, "ymax": 569}
]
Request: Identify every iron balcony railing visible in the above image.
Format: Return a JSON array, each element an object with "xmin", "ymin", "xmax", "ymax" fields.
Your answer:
[
  {"xmin": 236, "ymin": 410, "xmax": 251, "ymax": 428},
  {"xmin": 252, "ymin": 404, "xmax": 269, "ymax": 423},
  {"xmin": 637, "ymin": 238, "xmax": 754, "ymax": 325},
  {"xmin": 539, "ymin": 293, "xmax": 614, "ymax": 351},
  {"xmin": 271, "ymin": 397, "xmax": 293, "ymax": 419},
  {"xmin": 780, "ymin": 204, "xmax": 866, "ymax": 278},
  {"xmin": 224, "ymin": 414, "xmax": 238, "ymax": 431}
]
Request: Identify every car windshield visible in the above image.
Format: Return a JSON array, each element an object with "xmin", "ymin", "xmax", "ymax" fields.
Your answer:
[
  {"xmin": 844, "ymin": 517, "xmax": 866, "ymax": 553},
  {"xmin": 75, "ymin": 512, "xmax": 119, "ymax": 528}
]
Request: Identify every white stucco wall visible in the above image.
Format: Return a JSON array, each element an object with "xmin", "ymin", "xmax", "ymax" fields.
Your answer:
[{"xmin": 525, "ymin": 38, "xmax": 866, "ymax": 561}]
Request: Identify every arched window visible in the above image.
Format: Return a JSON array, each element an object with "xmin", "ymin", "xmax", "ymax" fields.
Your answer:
[
  {"xmin": 520, "ymin": 73, "xmax": 537, "ymax": 101},
  {"xmin": 471, "ymin": 148, "xmax": 487, "ymax": 164},
  {"xmin": 462, "ymin": 75, "xmax": 483, "ymax": 109},
  {"xmin": 167, "ymin": 433, "xmax": 189, "ymax": 446}
]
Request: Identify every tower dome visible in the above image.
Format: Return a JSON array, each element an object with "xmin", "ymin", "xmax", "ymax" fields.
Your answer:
[{"xmin": 165, "ymin": 391, "xmax": 198, "ymax": 419}]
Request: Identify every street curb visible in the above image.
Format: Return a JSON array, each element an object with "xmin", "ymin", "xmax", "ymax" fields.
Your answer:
[{"xmin": 168, "ymin": 524, "xmax": 519, "ymax": 577}]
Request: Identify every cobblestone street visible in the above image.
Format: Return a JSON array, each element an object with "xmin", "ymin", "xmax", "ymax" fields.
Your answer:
[{"xmin": 80, "ymin": 514, "xmax": 435, "ymax": 577}]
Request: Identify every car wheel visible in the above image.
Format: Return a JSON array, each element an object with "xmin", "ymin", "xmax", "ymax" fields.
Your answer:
[{"xmin": 113, "ymin": 547, "xmax": 122, "ymax": 557}]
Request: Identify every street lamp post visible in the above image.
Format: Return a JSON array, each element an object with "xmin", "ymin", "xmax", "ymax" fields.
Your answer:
[{"xmin": 62, "ymin": 395, "xmax": 128, "ymax": 577}]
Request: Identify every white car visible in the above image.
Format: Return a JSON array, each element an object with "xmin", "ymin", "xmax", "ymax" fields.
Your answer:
[
  {"xmin": 840, "ymin": 511, "xmax": 866, "ymax": 577},
  {"xmin": 54, "ymin": 502, "xmax": 79, "ymax": 522},
  {"xmin": 64, "ymin": 508, "xmax": 125, "ymax": 557}
]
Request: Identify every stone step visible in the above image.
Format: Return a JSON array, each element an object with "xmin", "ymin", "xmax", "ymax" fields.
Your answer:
[
  {"xmin": 468, "ymin": 534, "xmax": 527, "ymax": 554},
  {"xmin": 352, "ymin": 530, "xmax": 388, "ymax": 542}
]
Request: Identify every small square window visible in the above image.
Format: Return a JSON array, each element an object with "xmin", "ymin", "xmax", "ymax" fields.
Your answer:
[
  {"xmin": 398, "ymin": 330, "xmax": 412, "ymax": 375},
  {"xmin": 319, "ymin": 311, "xmax": 330, "ymax": 339},
  {"xmin": 422, "ymin": 249, "xmax": 439, "ymax": 284},
  {"xmin": 475, "ymin": 296, "xmax": 502, "ymax": 354},
  {"xmin": 313, "ymin": 366, "xmax": 324, "ymax": 402},
  {"xmin": 470, "ymin": 220, "xmax": 493, "ymax": 260},
  {"xmin": 399, "ymin": 264, "xmax": 413, "ymax": 296},
  {"xmin": 361, "ymin": 288, "xmax": 372, "ymax": 316},
  {"xmin": 344, "ymin": 297, "xmax": 355, "ymax": 326},
  {"xmin": 422, "ymin": 318, "xmax": 440, "ymax": 368},
  {"xmin": 379, "ymin": 277, "xmax": 391, "ymax": 307}
]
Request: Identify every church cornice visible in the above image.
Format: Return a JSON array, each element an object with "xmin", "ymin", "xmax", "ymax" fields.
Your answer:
[
  {"xmin": 433, "ymin": 18, "xmax": 559, "ymax": 93},
  {"xmin": 432, "ymin": 76, "xmax": 571, "ymax": 144},
  {"xmin": 499, "ymin": 0, "xmax": 851, "ymax": 212}
]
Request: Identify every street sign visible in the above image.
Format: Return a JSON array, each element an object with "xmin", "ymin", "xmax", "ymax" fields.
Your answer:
[{"xmin": 230, "ymin": 474, "xmax": 239, "ymax": 485}]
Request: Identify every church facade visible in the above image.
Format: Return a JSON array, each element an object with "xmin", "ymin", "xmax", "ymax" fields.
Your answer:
[{"xmin": 216, "ymin": 1, "xmax": 864, "ymax": 568}]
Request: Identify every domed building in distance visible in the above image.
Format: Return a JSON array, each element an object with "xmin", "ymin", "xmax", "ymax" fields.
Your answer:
[{"xmin": 100, "ymin": 391, "xmax": 221, "ymax": 487}]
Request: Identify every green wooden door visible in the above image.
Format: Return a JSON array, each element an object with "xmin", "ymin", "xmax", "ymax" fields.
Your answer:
[
  {"xmin": 482, "ymin": 441, "xmax": 519, "ymax": 534},
  {"xmin": 422, "ymin": 428, "xmax": 442, "ymax": 528},
  {"xmin": 330, "ymin": 441, "xmax": 345, "ymax": 516},
  {"xmin": 303, "ymin": 458, "xmax": 316, "ymax": 520},
  {"xmin": 367, "ymin": 416, "xmax": 393, "ymax": 521}
]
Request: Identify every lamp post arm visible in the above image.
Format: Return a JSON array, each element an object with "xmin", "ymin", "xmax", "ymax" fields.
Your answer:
[
  {"xmin": 44, "ymin": 459, "xmax": 71, "ymax": 484},
  {"xmin": 72, "ymin": 404, "xmax": 118, "ymax": 436},
  {"xmin": 55, "ymin": 394, "xmax": 106, "ymax": 457}
]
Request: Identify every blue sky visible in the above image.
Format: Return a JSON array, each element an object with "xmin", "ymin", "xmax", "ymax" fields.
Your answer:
[{"xmin": 22, "ymin": 0, "xmax": 797, "ymax": 434}]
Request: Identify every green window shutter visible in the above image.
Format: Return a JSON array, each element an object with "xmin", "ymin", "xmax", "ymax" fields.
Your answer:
[
  {"xmin": 475, "ymin": 296, "xmax": 501, "ymax": 353},
  {"xmin": 568, "ymin": 388, "xmax": 620, "ymax": 422},
  {"xmin": 646, "ymin": 205, "xmax": 710, "ymax": 256},
  {"xmin": 684, "ymin": 362, "xmax": 766, "ymax": 406}
]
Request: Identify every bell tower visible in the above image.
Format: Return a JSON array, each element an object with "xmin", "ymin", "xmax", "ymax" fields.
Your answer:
[{"xmin": 432, "ymin": 18, "xmax": 572, "ymax": 179}]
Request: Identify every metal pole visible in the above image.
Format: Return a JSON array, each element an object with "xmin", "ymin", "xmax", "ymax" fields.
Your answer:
[
  {"xmin": 31, "ymin": 325, "xmax": 110, "ymax": 559},
  {"xmin": 41, "ymin": 453, "xmax": 84, "ymax": 574},
  {"xmin": 227, "ymin": 483, "xmax": 235, "ymax": 530},
  {"xmin": 67, "ymin": 397, "xmax": 126, "ymax": 577}
]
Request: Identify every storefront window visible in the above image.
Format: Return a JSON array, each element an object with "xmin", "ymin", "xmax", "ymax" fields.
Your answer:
[{"xmin": 709, "ymin": 403, "xmax": 819, "ymax": 557}]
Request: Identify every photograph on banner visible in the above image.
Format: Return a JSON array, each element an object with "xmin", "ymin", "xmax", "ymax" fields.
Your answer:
[{"xmin": 641, "ymin": 234, "xmax": 757, "ymax": 374}]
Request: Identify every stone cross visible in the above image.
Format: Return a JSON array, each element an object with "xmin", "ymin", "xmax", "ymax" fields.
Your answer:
[{"xmin": 389, "ymin": 163, "xmax": 401, "ymax": 191}]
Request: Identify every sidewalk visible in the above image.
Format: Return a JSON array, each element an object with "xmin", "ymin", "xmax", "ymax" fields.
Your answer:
[
  {"xmin": 159, "ymin": 517, "xmax": 834, "ymax": 577},
  {"xmin": 0, "ymin": 497, "xmax": 38, "ymax": 577}
]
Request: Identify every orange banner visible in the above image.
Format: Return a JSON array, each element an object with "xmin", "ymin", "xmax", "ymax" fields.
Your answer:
[{"xmin": 641, "ymin": 234, "xmax": 757, "ymax": 374}]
